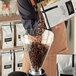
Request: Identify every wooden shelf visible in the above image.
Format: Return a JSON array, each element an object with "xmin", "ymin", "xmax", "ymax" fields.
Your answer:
[
  {"xmin": 0, "ymin": 46, "xmax": 24, "ymax": 51},
  {"xmin": 0, "ymin": 14, "xmax": 21, "ymax": 23},
  {"xmin": 0, "ymin": 14, "xmax": 23, "ymax": 51}
]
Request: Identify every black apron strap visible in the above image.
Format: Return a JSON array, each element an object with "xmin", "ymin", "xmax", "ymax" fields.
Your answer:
[
  {"xmin": 41, "ymin": 5, "xmax": 51, "ymax": 30},
  {"xmin": 72, "ymin": 54, "xmax": 74, "ymax": 67}
]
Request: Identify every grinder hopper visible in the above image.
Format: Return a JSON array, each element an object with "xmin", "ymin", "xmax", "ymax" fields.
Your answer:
[{"xmin": 22, "ymin": 29, "xmax": 54, "ymax": 75}]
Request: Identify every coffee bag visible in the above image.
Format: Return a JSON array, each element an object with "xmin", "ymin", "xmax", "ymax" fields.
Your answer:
[
  {"xmin": 1, "ymin": 23, "xmax": 14, "ymax": 49},
  {"xmin": 0, "ymin": 51, "xmax": 14, "ymax": 76},
  {"xmin": 57, "ymin": 54, "xmax": 76, "ymax": 76},
  {"xmin": 15, "ymin": 49, "xmax": 24, "ymax": 71},
  {"xmin": 15, "ymin": 22, "xmax": 25, "ymax": 46}
]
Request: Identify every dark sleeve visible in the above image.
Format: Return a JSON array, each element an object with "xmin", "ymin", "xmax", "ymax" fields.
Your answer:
[{"xmin": 17, "ymin": 0, "xmax": 39, "ymax": 30}]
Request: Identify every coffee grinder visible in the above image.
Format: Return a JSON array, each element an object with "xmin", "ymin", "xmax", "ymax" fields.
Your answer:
[
  {"xmin": 21, "ymin": 1, "xmax": 54, "ymax": 75},
  {"xmin": 22, "ymin": 29, "xmax": 54, "ymax": 76}
]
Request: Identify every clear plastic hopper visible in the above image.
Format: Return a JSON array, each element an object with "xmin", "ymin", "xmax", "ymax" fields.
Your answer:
[{"xmin": 21, "ymin": 29, "xmax": 54, "ymax": 75}]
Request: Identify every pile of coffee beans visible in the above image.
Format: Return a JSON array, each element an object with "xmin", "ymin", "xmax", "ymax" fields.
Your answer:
[{"xmin": 29, "ymin": 42, "xmax": 48, "ymax": 69}]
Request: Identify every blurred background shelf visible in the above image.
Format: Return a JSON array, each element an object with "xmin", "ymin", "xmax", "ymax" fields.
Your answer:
[
  {"xmin": 0, "ymin": 46, "xmax": 24, "ymax": 51},
  {"xmin": 0, "ymin": 14, "xmax": 21, "ymax": 23}
]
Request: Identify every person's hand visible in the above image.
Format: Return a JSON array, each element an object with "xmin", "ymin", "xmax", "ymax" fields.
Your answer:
[{"xmin": 27, "ymin": 20, "xmax": 46, "ymax": 36}]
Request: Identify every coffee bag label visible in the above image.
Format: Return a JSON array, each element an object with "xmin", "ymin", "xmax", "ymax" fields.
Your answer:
[
  {"xmin": 5, "ymin": 38, "xmax": 12, "ymax": 42},
  {"xmin": 65, "ymin": 1, "xmax": 75, "ymax": 15},
  {"xmin": 4, "ymin": 65, "xmax": 12, "ymax": 69},
  {"xmin": 17, "ymin": 63, "xmax": 22, "ymax": 67}
]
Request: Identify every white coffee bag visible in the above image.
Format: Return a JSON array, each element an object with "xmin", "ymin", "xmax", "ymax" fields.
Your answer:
[
  {"xmin": 15, "ymin": 49, "xmax": 24, "ymax": 71},
  {"xmin": 1, "ymin": 23, "xmax": 14, "ymax": 49},
  {"xmin": 0, "ymin": 51, "xmax": 14, "ymax": 76},
  {"xmin": 57, "ymin": 54, "xmax": 76, "ymax": 76},
  {"xmin": 15, "ymin": 23, "xmax": 25, "ymax": 46},
  {"xmin": 41, "ymin": 0, "xmax": 76, "ymax": 29}
]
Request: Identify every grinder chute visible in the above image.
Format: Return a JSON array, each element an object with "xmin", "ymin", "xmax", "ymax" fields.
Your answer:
[{"xmin": 21, "ymin": 28, "xmax": 54, "ymax": 76}]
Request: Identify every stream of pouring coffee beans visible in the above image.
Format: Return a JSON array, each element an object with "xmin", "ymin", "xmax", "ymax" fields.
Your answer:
[{"xmin": 29, "ymin": 19, "xmax": 49, "ymax": 69}]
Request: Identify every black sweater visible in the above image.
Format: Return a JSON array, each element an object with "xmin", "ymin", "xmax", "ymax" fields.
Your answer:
[{"xmin": 17, "ymin": 0, "xmax": 39, "ymax": 32}]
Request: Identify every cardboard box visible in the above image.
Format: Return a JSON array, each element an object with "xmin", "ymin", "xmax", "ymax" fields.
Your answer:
[
  {"xmin": 15, "ymin": 49, "xmax": 24, "ymax": 71},
  {"xmin": 1, "ymin": 23, "xmax": 14, "ymax": 49},
  {"xmin": 15, "ymin": 22, "xmax": 25, "ymax": 46},
  {"xmin": 0, "ymin": 51, "xmax": 14, "ymax": 76}
]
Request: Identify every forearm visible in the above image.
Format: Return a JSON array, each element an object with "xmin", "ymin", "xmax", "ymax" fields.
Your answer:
[{"xmin": 17, "ymin": 0, "xmax": 38, "ymax": 29}]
